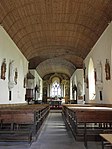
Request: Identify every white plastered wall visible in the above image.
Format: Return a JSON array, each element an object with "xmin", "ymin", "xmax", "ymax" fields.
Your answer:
[
  {"xmin": 0, "ymin": 26, "xmax": 28, "ymax": 104},
  {"xmin": 84, "ymin": 22, "xmax": 112, "ymax": 104}
]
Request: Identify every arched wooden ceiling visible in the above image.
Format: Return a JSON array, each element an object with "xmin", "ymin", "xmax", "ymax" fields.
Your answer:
[
  {"xmin": 36, "ymin": 58, "xmax": 76, "ymax": 78},
  {"xmin": 0, "ymin": 0, "xmax": 112, "ymax": 78}
]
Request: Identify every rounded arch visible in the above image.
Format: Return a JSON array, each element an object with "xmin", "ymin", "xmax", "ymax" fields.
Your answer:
[
  {"xmin": 88, "ymin": 58, "xmax": 96, "ymax": 100},
  {"xmin": 50, "ymin": 77, "xmax": 61, "ymax": 98}
]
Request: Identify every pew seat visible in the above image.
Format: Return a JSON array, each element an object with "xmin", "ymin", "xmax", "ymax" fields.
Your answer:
[
  {"xmin": 0, "ymin": 104, "xmax": 50, "ymax": 144},
  {"xmin": 62, "ymin": 105, "xmax": 112, "ymax": 148}
]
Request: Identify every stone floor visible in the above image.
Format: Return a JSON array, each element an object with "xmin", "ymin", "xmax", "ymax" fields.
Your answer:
[{"xmin": 0, "ymin": 110, "xmax": 102, "ymax": 149}]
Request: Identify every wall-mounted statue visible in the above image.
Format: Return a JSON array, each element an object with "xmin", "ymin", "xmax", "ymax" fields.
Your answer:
[
  {"xmin": 8, "ymin": 60, "xmax": 15, "ymax": 90},
  {"xmin": 8, "ymin": 60, "xmax": 15, "ymax": 101},
  {"xmin": 105, "ymin": 59, "xmax": 110, "ymax": 80},
  {"xmin": 96, "ymin": 61, "xmax": 103, "ymax": 83},
  {"xmin": 14, "ymin": 68, "xmax": 18, "ymax": 84},
  {"xmin": 77, "ymin": 81, "xmax": 83, "ymax": 97},
  {"xmin": 23, "ymin": 75, "xmax": 27, "ymax": 88},
  {"xmin": 1, "ymin": 58, "xmax": 6, "ymax": 80}
]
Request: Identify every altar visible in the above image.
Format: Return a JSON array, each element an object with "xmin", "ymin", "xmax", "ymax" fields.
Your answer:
[{"xmin": 47, "ymin": 98, "xmax": 62, "ymax": 108}]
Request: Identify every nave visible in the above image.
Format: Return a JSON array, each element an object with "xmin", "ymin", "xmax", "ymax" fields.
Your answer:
[{"xmin": 0, "ymin": 110, "xmax": 101, "ymax": 149}]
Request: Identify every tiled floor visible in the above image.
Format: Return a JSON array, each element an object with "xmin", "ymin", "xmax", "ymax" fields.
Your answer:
[{"xmin": 0, "ymin": 110, "xmax": 102, "ymax": 149}]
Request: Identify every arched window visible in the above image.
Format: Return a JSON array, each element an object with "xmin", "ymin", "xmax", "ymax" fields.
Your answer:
[
  {"xmin": 88, "ymin": 58, "xmax": 96, "ymax": 100},
  {"xmin": 51, "ymin": 77, "xmax": 61, "ymax": 97}
]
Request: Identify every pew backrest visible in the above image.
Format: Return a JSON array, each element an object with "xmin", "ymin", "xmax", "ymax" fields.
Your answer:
[
  {"xmin": 75, "ymin": 110, "xmax": 112, "ymax": 123},
  {"xmin": 0, "ymin": 110, "xmax": 36, "ymax": 124}
]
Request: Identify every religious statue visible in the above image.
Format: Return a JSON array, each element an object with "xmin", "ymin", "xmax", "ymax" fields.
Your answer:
[
  {"xmin": 23, "ymin": 76, "xmax": 27, "ymax": 88},
  {"xmin": 77, "ymin": 81, "xmax": 83, "ymax": 97},
  {"xmin": 1, "ymin": 58, "xmax": 6, "ymax": 80},
  {"xmin": 83, "ymin": 62, "xmax": 86, "ymax": 80},
  {"xmin": 96, "ymin": 61, "xmax": 103, "ymax": 83},
  {"xmin": 85, "ymin": 76, "xmax": 89, "ymax": 88},
  {"xmin": 14, "ymin": 68, "xmax": 18, "ymax": 84},
  {"xmin": 8, "ymin": 60, "xmax": 15, "ymax": 90},
  {"xmin": 94, "ymin": 68, "xmax": 97, "ymax": 84},
  {"xmin": 8, "ymin": 60, "xmax": 15, "ymax": 101},
  {"xmin": 105, "ymin": 59, "xmax": 110, "ymax": 80},
  {"xmin": 96, "ymin": 61, "xmax": 103, "ymax": 92}
]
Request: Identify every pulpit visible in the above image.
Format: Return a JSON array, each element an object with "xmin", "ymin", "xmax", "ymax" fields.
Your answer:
[{"xmin": 25, "ymin": 89, "xmax": 34, "ymax": 104}]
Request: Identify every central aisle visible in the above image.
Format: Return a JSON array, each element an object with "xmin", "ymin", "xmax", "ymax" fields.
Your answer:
[{"xmin": 31, "ymin": 111, "xmax": 85, "ymax": 149}]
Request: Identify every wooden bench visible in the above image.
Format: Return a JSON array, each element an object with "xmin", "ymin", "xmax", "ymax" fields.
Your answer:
[
  {"xmin": 0, "ymin": 104, "xmax": 50, "ymax": 144},
  {"xmin": 76, "ymin": 110, "xmax": 112, "ymax": 148},
  {"xmin": 100, "ymin": 133, "xmax": 112, "ymax": 149},
  {"xmin": 62, "ymin": 105, "xmax": 112, "ymax": 148}
]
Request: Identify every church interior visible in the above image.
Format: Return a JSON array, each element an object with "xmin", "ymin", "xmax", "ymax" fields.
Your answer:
[{"xmin": 0, "ymin": 0, "xmax": 112, "ymax": 149}]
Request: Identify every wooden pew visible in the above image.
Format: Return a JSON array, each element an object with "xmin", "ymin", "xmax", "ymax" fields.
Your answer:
[
  {"xmin": 100, "ymin": 133, "xmax": 112, "ymax": 149},
  {"xmin": 62, "ymin": 105, "xmax": 112, "ymax": 148},
  {"xmin": 0, "ymin": 104, "xmax": 50, "ymax": 144},
  {"xmin": 75, "ymin": 110, "xmax": 112, "ymax": 148},
  {"xmin": 0, "ymin": 110, "xmax": 36, "ymax": 143}
]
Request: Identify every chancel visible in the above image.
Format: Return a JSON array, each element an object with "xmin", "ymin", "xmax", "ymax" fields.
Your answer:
[{"xmin": 0, "ymin": 1, "xmax": 112, "ymax": 149}]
